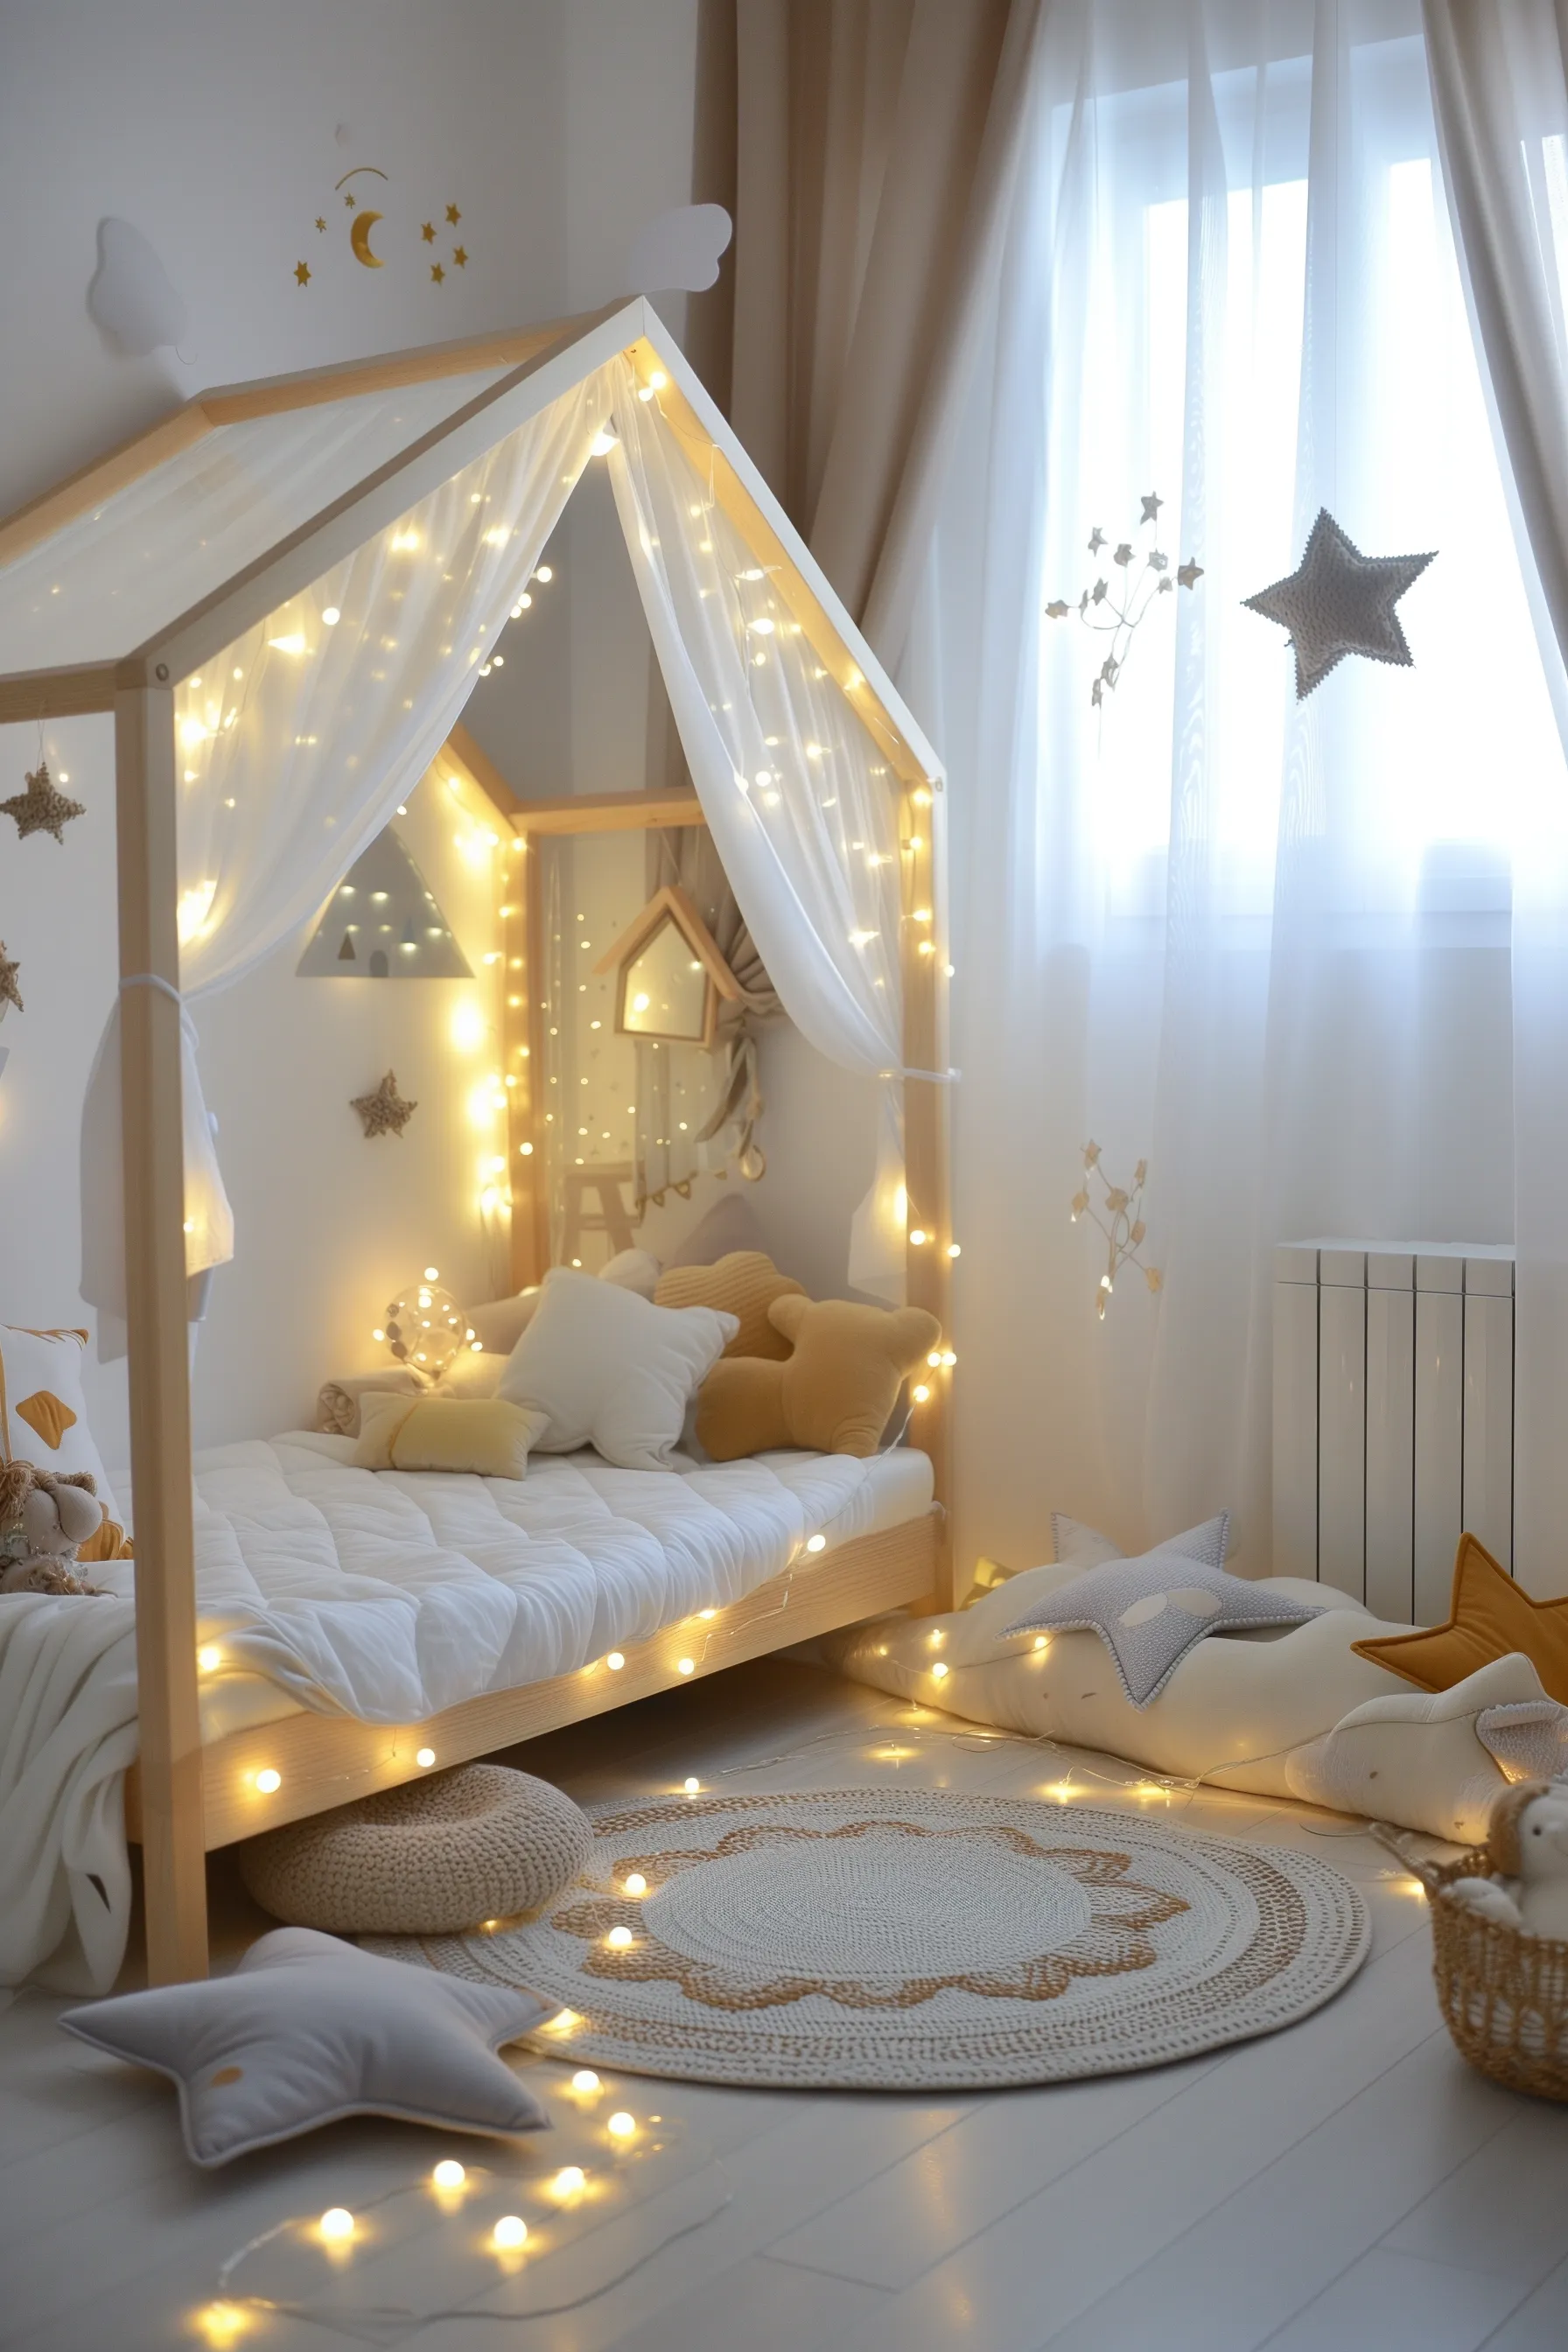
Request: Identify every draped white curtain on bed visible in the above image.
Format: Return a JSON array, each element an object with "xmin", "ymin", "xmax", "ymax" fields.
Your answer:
[
  {"xmin": 927, "ymin": 0, "xmax": 1568, "ymax": 1582},
  {"xmin": 80, "ymin": 343, "xmax": 911, "ymax": 1346}
]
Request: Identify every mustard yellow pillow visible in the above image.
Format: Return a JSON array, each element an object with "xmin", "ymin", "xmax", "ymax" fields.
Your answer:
[
  {"xmin": 1353, "ymin": 1531, "xmax": 1568, "ymax": 1705},
  {"xmin": 696, "ymin": 1295, "xmax": 942, "ymax": 1460},
  {"xmin": 354, "ymin": 1394, "xmax": 547, "ymax": 1479},
  {"xmin": 654, "ymin": 1251, "xmax": 805, "ymax": 1361}
]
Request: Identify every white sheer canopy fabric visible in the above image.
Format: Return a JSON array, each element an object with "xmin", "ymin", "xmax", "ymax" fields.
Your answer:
[
  {"xmin": 1421, "ymin": 0, "xmax": 1568, "ymax": 1589},
  {"xmin": 82, "ymin": 375, "xmax": 610, "ymax": 1352},
  {"xmin": 77, "ymin": 339, "xmax": 915, "ymax": 1344},
  {"xmin": 605, "ymin": 358, "xmax": 904, "ymax": 1077},
  {"xmin": 927, "ymin": 0, "xmax": 1567, "ymax": 1581}
]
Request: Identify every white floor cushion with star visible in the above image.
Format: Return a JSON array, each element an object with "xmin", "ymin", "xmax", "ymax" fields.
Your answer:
[{"xmin": 59, "ymin": 1928, "xmax": 553, "ymax": 2166}]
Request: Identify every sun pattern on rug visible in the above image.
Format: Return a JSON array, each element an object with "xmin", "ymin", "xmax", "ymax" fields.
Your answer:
[{"xmin": 551, "ymin": 1817, "xmax": 1188, "ymax": 2011}]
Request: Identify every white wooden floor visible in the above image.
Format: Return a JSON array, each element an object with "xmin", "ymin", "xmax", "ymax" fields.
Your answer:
[{"xmin": 4, "ymin": 1659, "xmax": 1566, "ymax": 2352}]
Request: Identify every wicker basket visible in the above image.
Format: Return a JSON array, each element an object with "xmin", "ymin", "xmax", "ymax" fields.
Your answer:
[{"xmin": 1374, "ymin": 1825, "xmax": 1568, "ymax": 2102}]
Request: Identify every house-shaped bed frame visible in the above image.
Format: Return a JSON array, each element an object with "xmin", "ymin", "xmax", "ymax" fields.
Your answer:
[{"xmin": 0, "ymin": 300, "xmax": 953, "ymax": 1984}]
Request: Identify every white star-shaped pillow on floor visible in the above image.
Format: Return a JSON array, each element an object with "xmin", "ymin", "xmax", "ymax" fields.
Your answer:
[
  {"xmin": 59, "ymin": 1927, "xmax": 553, "ymax": 2166},
  {"xmin": 1243, "ymin": 508, "xmax": 1435, "ymax": 698}
]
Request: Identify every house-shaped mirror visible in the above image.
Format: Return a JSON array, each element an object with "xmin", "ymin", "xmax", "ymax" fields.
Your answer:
[
  {"xmin": 297, "ymin": 826, "xmax": 472, "ymax": 979},
  {"xmin": 594, "ymin": 883, "xmax": 741, "ymax": 1048}
]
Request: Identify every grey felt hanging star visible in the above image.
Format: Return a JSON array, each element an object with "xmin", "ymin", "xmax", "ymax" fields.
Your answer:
[{"xmin": 1243, "ymin": 508, "xmax": 1435, "ymax": 699}]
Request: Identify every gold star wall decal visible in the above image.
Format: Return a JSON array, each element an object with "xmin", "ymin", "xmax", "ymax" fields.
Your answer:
[
  {"xmin": 445, "ymin": 202, "xmax": 461, "ymax": 224},
  {"xmin": 294, "ymin": 260, "xmax": 312, "ymax": 286},
  {"xmin": 0, "ymin": 942, "xmax": 21, "ymax": 1017},
  {"xmin": 452, "ymin": 244, "xmax": 468, "ymax": 268},
  {"xmin": 344, "ymin": 191, "xmax": 356, "ymax": 207},
  {"xmin": 315, "ymin": 216, "xmax": 326, "ymax": 232},
  {"xmin": 430, "ymin": 261, "xmax": 445, "ymax": 284},
  {"xmin": 421, "ymin": 220, "xmax": 436, "ymax": 243},
  {"xmin": 352, "ymin": 1069, "xmax": 417, "ymax": 1139},
  {"xmin": 2, "ymin": 762, "xmax": 85, "ymax": 844}
]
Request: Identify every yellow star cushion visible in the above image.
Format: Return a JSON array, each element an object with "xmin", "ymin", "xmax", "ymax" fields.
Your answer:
[
  {"xmin": 654, "ymin": 1251, "xmax": 804, "ymax": 1361},
  {"xmin": 1352, "ymin": 1533, "xmax": 1568, "ymax": 1705}
]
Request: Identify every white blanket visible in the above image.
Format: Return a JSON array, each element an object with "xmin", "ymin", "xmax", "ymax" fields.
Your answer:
[{"xmin": 2, "ymin": 1437, "xmax": 932, "ymax": 1992}]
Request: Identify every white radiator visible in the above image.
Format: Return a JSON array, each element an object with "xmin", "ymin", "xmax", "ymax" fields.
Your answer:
[{"xmin": 1273, "ymin": 1242, "xmax": 1515, "ymax": 1621}]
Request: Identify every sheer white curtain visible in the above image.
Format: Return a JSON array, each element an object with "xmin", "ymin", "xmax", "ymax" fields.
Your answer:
[
  {"xmin": 933, "ymin": 0, "xmax": 1566, "ymax": 1580},
  {"xmin": 81, "ymin": 376, "xmax": 610, "ymax": 1351},
  {"xmin": 605, "ymin": 354, "xmax": 913, "ymax": 1293},
  {"xmin": 1422, "ymin": 0, "xmax": 1568, "ymax": 1591}
]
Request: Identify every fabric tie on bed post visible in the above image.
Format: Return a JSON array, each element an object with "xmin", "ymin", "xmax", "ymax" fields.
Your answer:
[
  {"xmin": 602, "ymin": 354, "xmax": 914, "ymax": 1298},
  {"xmin": 80, "ymin": 374, "xmax": 614, "ymax": 1358}
]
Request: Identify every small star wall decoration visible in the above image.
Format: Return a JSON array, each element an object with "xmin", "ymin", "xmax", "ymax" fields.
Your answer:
[
  {"xmin": 1242, "ymin": 508, "xmax": 1435, "ymax": 699},
  {"xmin": 1178, "ymin": 558, "xmax": 1204, "ymax": 589},
  {"xmin": 294, "ymin": 261, "xmax": 311, "ymax": 287},
  {"xmin": 430, "ymin": 262, "xmax": 445, "ymax": 284},
  {"xmin": 421, "ymin": 220, "xmax": 436, "ymax": 243},
  {"xmin": 344, "ymin": 192, "xmax": 356, "ymax": 208},
  {"xmin": 445, "ymin": 201, "xmax": 461, "ymax": 225},
  {"xmin": 0, "ymin": 942, "xmax": 22, "ymax": 1017},
  {"xmin": 452, "ymin": 244, "xmax": 468, "ymax": 268},
  {"xmin": 352, "ymin": 1069, "xmax": 417, "ymax": 1139},
  {"xmin": 2, "ymin": 762, "xmax": 85, "ymax": 844},
  {"xmin": 1140, "ymin": 493, "xmax": 1163, "ymax": 523},
  {"xmin": 314, "ymin": 216, "xmax": 326, "ymax": 233}
]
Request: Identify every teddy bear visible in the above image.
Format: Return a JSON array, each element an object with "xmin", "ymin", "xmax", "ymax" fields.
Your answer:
[
  {"xmin": 1447, "ymin": 1777, "xmax": 1568, "ymax": 1941},
  {"xmin": 0, "ymin": 1460, "xmax": 109, "ymax": 1595},
  {"xmin": 696, "ymin": 1294, "xmax": 942, "ymax": 1461}
]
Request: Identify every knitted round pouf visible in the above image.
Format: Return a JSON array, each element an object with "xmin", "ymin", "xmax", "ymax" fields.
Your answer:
[{"xmin": 238, "ymin": 1764, "xmax": 592, "ymax": 1935}]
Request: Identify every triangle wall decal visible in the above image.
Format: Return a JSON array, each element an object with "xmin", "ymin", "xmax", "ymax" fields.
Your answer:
[{"xmin": 298, "ymin": 827, "xmax": 473, "ymax": 979}]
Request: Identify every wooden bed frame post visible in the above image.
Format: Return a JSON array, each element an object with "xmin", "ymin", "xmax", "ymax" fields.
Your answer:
[
  {"xmin": 116, "ymin": 680, "xmax": 208, "ymax": 1984},
  {"xmin": 902, "ymin": 781, "xmax": 957, "ymax": 1613}
]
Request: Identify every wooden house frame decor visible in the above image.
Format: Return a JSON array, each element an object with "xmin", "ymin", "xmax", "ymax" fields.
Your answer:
[
  {"xmin": 0, "ymin": 299, "xmax": 954, "ymax": 1984},
  {"xmin": 593, "ymin": 880, "xmax": 742, "ymax": 1050}
]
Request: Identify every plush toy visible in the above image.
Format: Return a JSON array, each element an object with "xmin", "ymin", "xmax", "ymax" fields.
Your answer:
[
  {"xmin": 1448, "ymin": 1778, "xmax": 1568, "ymax": 1940},
  {"xmin": 696, "ymin": 1294, "xmax": 942, "ymax": 1461},
  {"xmin": 0, "ymin": 1460, "xmax": 109, "ymax": 1595}
]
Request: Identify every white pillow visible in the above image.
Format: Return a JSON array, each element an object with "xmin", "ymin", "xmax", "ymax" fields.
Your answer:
[
  {"xmin": 59, "ymin": 1926, "xmax": 550, "ymax": 2166},
  {"xmin": 497, "ymin": 1268, "xmax": 736, "ymax": 1471},
  {"xmin": 598, "ymin": 1248, "xmax": 661, "ymax": 1298},
  {"xmin": 0, "ymin": 1323, "xmax": 130, "ymax": 1555}
]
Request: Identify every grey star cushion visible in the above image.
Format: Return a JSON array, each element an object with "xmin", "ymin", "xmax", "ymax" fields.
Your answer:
[
  {"xmin": 1006, "ymin": 1516, "xmax": 1326, "ymax": 1707},
  {"xmin": 59, "ymin": 1926, "xmax": 552, "ymax": 2166}
]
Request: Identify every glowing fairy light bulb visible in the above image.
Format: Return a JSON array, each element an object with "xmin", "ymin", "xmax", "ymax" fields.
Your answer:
[
  {"xmin": 572, "ymin": 2068, "xmax": 602, "ymax": 2092},
  {"xmin": 416, "ymin": 1746, "xmax": 436, "ymax": 1768},
  {"xmin": 318, "ymin": 2208, "xmax": 354, "ymax": 2244},
  {"xmin": 683, "ymin": 1776, "xmax": 701, "ymax": 1795},
  {"xmin": 606, "ymin": 1651, "xmax": 626, "ymax": 1671},
  {"xmin": 607, "ymin": 2110, "xmax": 636, "ymax": 2140},
  {"xmin": 553, "ymin": 2166, "xmax": 586, "ymax": 2196},
  {"xmin": 431, "ymin": 2160, "xmax": 466, "ymax": 2189},
  {"xmin": 677, "ymin": 1657, "xmax": 695, "ymax": 1676},
  {"xmin": 623, "ymin": 1873, "xmax": 647, "ymax": 1895},
  {"xmin": 806, "ymin": 1534, "xmax": 827, "ymax": 1554},
  {"xmin": 932, "ymin": 1661, "xmax": 949, "ymax": 1681},
  {"xmin": 493, "ymin": 2215, "xmax": 528, "ymax": 2250},
  {"xmin": 255, "ymin": 1768, "xmax": 281, "ymax": 1794},
  {"xmin": 606, "ymin": 1925, "xmax": 634, "ymax": 1950},
  {"xmin": 197, "ymin": 1646, "xmax": 221, "ymax": 1673}
]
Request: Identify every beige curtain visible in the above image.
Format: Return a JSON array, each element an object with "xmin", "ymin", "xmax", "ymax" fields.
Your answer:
[{"xmin": 719, "ymin": 0, "xmax": 1044, "ymax": 665}]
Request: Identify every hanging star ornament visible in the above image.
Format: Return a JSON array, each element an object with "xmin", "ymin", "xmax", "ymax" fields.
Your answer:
[
  {"xmin": 352, "ymin": 1069, "xmax": 417, "ymax": 1138},
  {"xmin": 2, "ymin": 762, "xmax": 85, "ymax": 844},
  {"xmin": 1242, "ymin": 508, "xmax": 1435, "ymax": 699},
  {"xmin": 0, "ymin": 942, "xmax": 21, "ymax": 1018}
]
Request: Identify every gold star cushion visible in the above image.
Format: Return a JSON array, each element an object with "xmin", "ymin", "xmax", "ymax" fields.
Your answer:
[
  {"xmin": 0, "ymin": 1325, "xmax": 133, "ymax": 1558},
  {"xmin": 654, "ymin": 1251, "xmax": 805, "ymax": 1361},
  {"xmin": 1352, "ymin": 1534, "xmax": 1568, "ymax": 1705}
]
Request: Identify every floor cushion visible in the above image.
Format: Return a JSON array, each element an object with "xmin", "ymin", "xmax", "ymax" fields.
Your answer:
[{"xmin": 238, "ymin": 1763, "xmax": 591, "ymax": 1935}]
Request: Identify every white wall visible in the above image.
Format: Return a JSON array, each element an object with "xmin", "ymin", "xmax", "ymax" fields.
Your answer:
[{"xmin": 0, "ymin": 0, "xmax": 704, "ymax": 1489}]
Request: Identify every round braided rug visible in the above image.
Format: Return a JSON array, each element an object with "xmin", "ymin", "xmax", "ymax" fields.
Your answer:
[{"xmin": 367, "ymin": 1788, "xmax": 1370, "ymax": 2090}]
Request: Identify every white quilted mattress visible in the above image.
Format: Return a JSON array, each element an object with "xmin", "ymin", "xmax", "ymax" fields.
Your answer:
[{"xmin": 93, "ymin": 1435, "xmax": 934, "ymax": 1738}]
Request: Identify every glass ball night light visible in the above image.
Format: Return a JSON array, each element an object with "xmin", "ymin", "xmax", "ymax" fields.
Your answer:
[{"xmin": 381, "ymin": 1268, "xmax": 471, "ymax": 1381}]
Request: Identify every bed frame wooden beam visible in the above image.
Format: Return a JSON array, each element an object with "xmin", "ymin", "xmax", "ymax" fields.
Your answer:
[{"xmin": 124, "ymin": 1512, "xmax": 939, "ymax": 1852}]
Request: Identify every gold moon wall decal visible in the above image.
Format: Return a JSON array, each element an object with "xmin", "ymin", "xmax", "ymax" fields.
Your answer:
[{"xmin": 350, "ymin": 209, "xmax": 384, "ymax": 268}]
